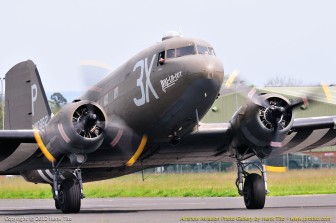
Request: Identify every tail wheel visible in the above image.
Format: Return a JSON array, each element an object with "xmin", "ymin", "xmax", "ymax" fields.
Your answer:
[
  {"xmin": 243, "ymin": 173, "xmax": 266, "ymax": 209},
  {"xmin": 59, "ymin": 178, "xmax": 81, "ymax": 213}
]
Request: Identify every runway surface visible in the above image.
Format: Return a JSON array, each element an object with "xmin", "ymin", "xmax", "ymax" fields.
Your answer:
[{"xmin": 0, "ymin": 195, "xmax": 335, "ymax": 223}]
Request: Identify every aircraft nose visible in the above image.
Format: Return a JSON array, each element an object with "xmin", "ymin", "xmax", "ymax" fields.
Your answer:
[
  {"xmin": 177, "ymin": 55, "xmax": 224, "ymax": 91},
  {"xmin": 204, "ymin": 57, "xmax": 224, "ymax": 83}
]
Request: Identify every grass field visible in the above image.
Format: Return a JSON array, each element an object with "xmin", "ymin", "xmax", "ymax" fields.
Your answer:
[{"xmin": 0, "ymin": 169, "xmax": 335, "ymax": 199}]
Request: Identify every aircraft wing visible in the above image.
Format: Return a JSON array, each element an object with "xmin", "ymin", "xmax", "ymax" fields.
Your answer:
[
  {"xmin": 141, "ymin": 115, "xmax": 336, "ymax": 165},
  {"xmin": 0, "ymin": 130, "xmax": 36, "ymax": 142},
  {"xmin": 283, "ymin": 116, "xmax": 336, "ymax": 153},
  {"xmin": 0, "ymin": 130, "xmax": 38, "ymax": 173},
  {"xmin": 0, "ymin": 116, "xmax": 334, "ymax": 170}
]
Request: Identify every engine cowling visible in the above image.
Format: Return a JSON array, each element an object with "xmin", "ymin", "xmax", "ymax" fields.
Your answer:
[
  {"xmin": 39, "ymin": 100, "xmax": 106, "ymax": 159},
  {"xmin": 230, "ymin": 93, "xmax": 294, "ymax": 157}
]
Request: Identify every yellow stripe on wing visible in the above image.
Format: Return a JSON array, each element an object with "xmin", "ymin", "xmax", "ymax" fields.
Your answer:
[
  {"xmin": 33, "ymin": 130, "xmax": 56, "ymax": 162},
  {"xmin": 126, "ymin": 135, "xmax": 148, "ymax": 167},
  {"xmin": 265, "ymin": 165, "xmax": 287, "ymax": 173}
]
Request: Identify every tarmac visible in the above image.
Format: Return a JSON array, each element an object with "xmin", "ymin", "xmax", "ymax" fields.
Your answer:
[{"xmin": 0, "ymin": 195, "xmax": 335, "ymax": 223}]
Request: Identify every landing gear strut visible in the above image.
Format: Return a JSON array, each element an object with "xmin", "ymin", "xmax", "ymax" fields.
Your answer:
[
  {"xmin": 51, "ymin": 162, "xmax": 84, "ymax": 213},
  {"xmin": 236, "ymin": 157, "xmax": 268, "ymax": 209}
]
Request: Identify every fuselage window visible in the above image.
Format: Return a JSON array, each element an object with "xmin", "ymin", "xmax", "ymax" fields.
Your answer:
[
  {"xmin": 114, "ymin": 86, "xmax": 119, "ymax": 99},
  {"xmin": 104, "ymin": 94, "xmax": 109, "ymax": 106},
  {"xmin": 197, "ymin": 45, "xmax": 209, "ymax": 55},
  {"xmin": 176, "ymin": 45, "xmax": 195, "ymax": 57},
  {"xmin": 167, "ymin": 49, "xmax": 175, "ymax": 58}
]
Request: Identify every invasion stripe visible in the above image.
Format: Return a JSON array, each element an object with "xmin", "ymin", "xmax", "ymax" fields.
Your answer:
[
  {"xmin": 282, "ymin": 132, "xmax": 297, "ymax": 147},
  {"xmin": 37, "ymin": 170, "xmax": 52, "ymax": 184},
  {"xmin": 285, "ymin": 129, "xmax": 314, "ymax": 149},
  {"xmin": 289, "ymin": 129, "xmax": 329, "ymax": 153},
  {"xmin": 45, "ymin": 169, "xmax": 54, "ymax": 179},
  {"xmin": 303, "ymin": 128, "xmax": 336, "ymax": 151},
  {"xmin": 318, "ymin": 132, "xmax": 336, "ymax": 149}
]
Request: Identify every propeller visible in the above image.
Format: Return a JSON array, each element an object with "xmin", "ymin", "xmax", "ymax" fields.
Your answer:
[
  {"xmin": 72, "ymin": 104, "xmax": 105, "ymax": 138},
  {"xmin": 265, "ymin": 97, "xmax": 307, "ymax": 149},
  {"xmin": 78, "ymin": 60, "xmax": 112, "ymax": 91},
  {"xmin": 223, "ymin": 70, "xmax": 324, "ymax": 151}
]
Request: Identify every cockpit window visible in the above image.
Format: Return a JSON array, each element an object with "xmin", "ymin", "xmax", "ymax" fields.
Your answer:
[
  {"xmin": 166, "ymin": 44, "xmax": 215, "ymax": 59},
  {"xmin": 208, "ymin": 47, "xmax": 216, "ymax": 56},
  {"xmin": 176, "ymin": 45, "xmax": 195, "ymax": 57},
  {"xmin": 167, "ymin": 49, "xmax": 175, "ymax": 58},
  {"xmin": 197, "ymin": 45, "xmax": 216, "ymax": 56},
  {"xmin": 197, "ymin": 45, "xmax": 209, "ymax": 55},
  {"xmin": 157, "ymin": 51, "xmax": 165, "ymax": 66}
]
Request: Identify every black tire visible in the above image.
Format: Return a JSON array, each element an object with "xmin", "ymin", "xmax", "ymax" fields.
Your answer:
[
  {"xmin": 59, "ymin": 178, "xmax": 81, "ymax": 213},
  {"xmin": 51, "ymin": 185, "xmax": 61, "ymax": 210},
  {"xmin": 243, "ymin": 173, "xmax": 266, "ymax": 209},
  {"xmin": 55, "ymin": 199, "xmax": 61, "ymax": 210}
]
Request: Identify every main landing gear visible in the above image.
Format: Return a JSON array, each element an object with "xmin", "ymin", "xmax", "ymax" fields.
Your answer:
[
  {"xmin": 51, "ymin": 165, "xmax": 84, "ymax": 213},
  {"xmin": 236, "ymin": 156, "xmax": 269, "ymax": 209}
]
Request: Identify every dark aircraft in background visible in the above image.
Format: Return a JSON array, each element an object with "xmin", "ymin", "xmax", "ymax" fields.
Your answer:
[{"xmin": 1, "ymin": 32, "xmax": 335, "ymax": 213}]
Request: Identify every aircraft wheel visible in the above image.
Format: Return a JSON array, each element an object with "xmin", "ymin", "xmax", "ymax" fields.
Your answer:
[
  {"xmin": 55, "ymin": 199, "xmax": 61, "ymax": 210},
  {"xmin": 243, "ymin": 173, "xmax": 265, "ymax": 209},
  {"xmin": 59, "ymin": 178, "xmax": 81, "ymax": 213}
]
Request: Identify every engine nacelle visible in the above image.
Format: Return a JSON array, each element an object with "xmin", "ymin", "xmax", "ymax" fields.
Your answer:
[
  {"xmin": 39, "ymin": 100, "xmax": 106, "ymax": 159},
  {"xmin": 230, "ymin": 93, "xmax": 294, "ymax": 157}
]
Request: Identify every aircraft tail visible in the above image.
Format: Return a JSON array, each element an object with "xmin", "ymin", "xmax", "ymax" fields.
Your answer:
[{"xmin": 5, "ymin": 60, "xmax": 51, "ymax": 130}]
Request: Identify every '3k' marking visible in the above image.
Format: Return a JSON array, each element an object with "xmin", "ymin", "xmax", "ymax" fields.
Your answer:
[{"xmin": 133, "ymin": 54, "xmax": 159, "ymax": 106}]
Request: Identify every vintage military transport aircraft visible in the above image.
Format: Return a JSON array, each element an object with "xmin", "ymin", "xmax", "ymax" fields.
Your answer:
[{"xmin": 1, "ymin": 32, "xmax": 336, "ymax": 213}]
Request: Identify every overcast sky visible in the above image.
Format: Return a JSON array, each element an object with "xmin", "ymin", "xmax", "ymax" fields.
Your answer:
[{"xmin": 1, "ymin": 0, "xmax": 335, "ymax": 99}]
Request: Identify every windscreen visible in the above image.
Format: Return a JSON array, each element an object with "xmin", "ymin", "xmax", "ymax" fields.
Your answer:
[
  {"xmin": 197, "ymin": 45, "xmax": 216, "ymax": 55},
  {"xmin": 176, "ymin": 45, "xmax": 195, "ymax": 57}
]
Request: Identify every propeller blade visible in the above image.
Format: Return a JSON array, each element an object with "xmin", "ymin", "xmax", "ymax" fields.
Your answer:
[
  {"xmin": 33, "ymin": 130, "xmax": 56, "ymax": 163},
  {"xmin": 246, "ymin": 88, "xmax": 270, "ymax": 108},
  {"xmin": 285, "ymin": 97, "xmax": 309, "ymax": 110},
  {"xmin": 321, "ymin": 82, "xmax": 334, "ymax": 103},
  {"xmin": 224, "ymin": 70, "xmax": 240, "ymax": 88},
  {"xmin": 79, "ymin": 60, "xmax": 112, "ymax": 90},
  {"xmin": 102, "ymin": 119, "xmax": 148, "ymax": 166},
  {"xmin": 270, "ymin": 117, "xmax": 282, "ymax": 149}
]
